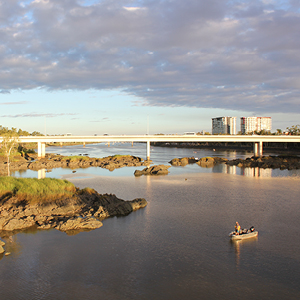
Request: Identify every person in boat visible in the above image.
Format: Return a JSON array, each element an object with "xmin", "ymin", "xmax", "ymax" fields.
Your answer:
[{"xmin": 235, "ymin": 222, "xmax": 241, "ymax": 235}]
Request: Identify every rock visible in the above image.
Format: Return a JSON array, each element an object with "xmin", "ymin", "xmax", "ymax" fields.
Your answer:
[
  {"xmin": 226, "ymin": 155, "xmax": 300, "ymax": 170},
  {"xmin": 55, "ymin": 217, "xmax": 103, "ymax": 231},
  {"xmin": 0, "ymin": 154, "xmax": 148, "ymax": 176},
  {"xmin": 130, "ymin": 198, "xmax": 148, "ymax": 211},
  {"xmin": 134, "ymin": 165, "xmax": 170, "ymax": 176},
  {"xmin": 0, "ymin": 217, "xmax": 36, "ymax": 231},
  {"xmin": 169, "ymin": 157, "xmax": 198, "ymax": 166},
  {"xmin": 0, "ymin": 245, "xmax": 4, "ymax": 254},
  {"xmin": 196, "ymin": 157, "xmax": 228, "ymax": 168},
  {"xmin": 0, "ymin": 187, "xmax": 148, "ymax": 234}
]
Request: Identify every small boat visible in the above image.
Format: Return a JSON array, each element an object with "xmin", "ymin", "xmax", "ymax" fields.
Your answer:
[{"xmin": 229, "ymin": 226, "xmax": 258, "ymax": 240}]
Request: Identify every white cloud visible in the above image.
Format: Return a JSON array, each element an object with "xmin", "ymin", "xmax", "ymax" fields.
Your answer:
[{"xmin": 0, "ymin": 0, "xmax": 299, "ymax": 114}]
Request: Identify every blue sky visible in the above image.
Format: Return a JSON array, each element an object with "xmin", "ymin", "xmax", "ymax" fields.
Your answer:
[{"xmin": 0, "ymin": 0, "xmax": 299, "ymax": 135}]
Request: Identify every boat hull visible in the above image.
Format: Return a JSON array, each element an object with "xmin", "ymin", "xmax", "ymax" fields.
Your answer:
[{"xmin": 230, "ymin": 231, "xmax": 258, "ymax": 240}]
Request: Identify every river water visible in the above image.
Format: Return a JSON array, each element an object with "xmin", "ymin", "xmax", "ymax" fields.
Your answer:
[{"xmin": 1, "ymin": 144, "xmax": 300, "ymax": 299}]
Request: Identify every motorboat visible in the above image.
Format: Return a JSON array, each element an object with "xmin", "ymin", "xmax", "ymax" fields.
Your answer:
[{"xmin": 229, "ymin": 226, "xmax": 258, "ymax": 240}]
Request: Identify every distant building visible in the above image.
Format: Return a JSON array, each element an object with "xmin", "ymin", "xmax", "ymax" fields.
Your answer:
[
  {"xmin": 212, "ymin": 117, "xmax": 236, "ymax": 135},
  {"xmin": 240, "ymin": 117, "xmax": 272, "ymax": 134}
]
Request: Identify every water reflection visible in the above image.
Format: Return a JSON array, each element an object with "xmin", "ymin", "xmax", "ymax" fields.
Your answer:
[
  {"xmin": 213, "ymin": 164, "xmax": 273, "ymax": 177},
  {"xmin": 11, "ymin": 163, "xmax": 300, "ymax": 179},
  {"xmin": 230, "ymin": 237, "xmax": 259, "ymax": 269},
  {"xmin": 38, "ymin": 169, "xmax": 46, "ymax": 179},
  {"xmin": 9, "ymin": 143, "xmax": 300, "ymax": 179},
  {"xmin": 0, "ymin": 232, "xmax": 22, "ymax": 260}
]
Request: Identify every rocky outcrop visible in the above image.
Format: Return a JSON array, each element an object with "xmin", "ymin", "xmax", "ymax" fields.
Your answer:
[
  {"xmin": 134, "ymin": 165, "xmax": 171, "ymax": 176},
  {"xmin": 197, "ymin": 157, "xmax": 228, "ymax": 167},
  {"xmin": 169, "ymin": 157, "xmax": 198, "ymax": 166},
  {"xmin": 169, "ymin": 156, "xmax": 228, "ymax": 167},
  {"xmin": 0, "ymin": 189, "xmax": 147, "ymax": 233},
  {"xmin": 226, "ymin": 155, "xmax": 300, "ymax": 170},
  {"xmin": 0, "ymin": 154, "xmax": 148, "ymax": 176}
]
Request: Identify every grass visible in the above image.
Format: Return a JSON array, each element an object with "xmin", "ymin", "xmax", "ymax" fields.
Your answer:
[
  {"xmin": 0, "ymin": 177, "xmax": 76, "ymax": 203},
  {"xmin": 61, "ymin": 155, "xmax": 90, "ymax": 161}
]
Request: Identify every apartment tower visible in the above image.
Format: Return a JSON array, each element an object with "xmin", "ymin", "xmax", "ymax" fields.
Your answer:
[
  {"xmin": 240, "ymin": 117, "xmax": 272, "ymax": 134},
  {"xmin": 212, "ymin": 117, "xmax": 237, "ymax": 135}
]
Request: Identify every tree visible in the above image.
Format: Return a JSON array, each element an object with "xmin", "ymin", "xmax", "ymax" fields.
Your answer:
[
  {"xmin": 276, "ymin": 129, "xmax": 282, "ymax": 135},
  {"xmin": 1, "ymin": 129, "xmax": 20, "ymax": 176},
  {"xmin": 286, "ymin": 125, "xmax": 300, "ymax": 135}
]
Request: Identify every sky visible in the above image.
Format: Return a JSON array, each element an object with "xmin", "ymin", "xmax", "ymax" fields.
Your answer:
[{"xmin": 0, "ymin": 0, "xmax": 299, "ymax": 135}]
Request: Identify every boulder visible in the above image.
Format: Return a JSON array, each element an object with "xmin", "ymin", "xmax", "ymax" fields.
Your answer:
[
  {"xmin": 134, "ymin": 165, "xmax": 170, "ymax": 176},
  {"xmin": 169, "ymin": 157, "xmax": 198, "ymax": 166}
]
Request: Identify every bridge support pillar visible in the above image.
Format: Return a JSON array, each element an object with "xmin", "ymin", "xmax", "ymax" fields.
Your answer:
[
  {"xmin": 38, "ymin": 142, "xmax": 46, "ymax": 158},
  {"xmin": 146, "ymin": 141, "xmax": 150, "ymax": 161},
  {"xmin": 253, "ymin": 142, "xmax": 263, "ymax": 157}
]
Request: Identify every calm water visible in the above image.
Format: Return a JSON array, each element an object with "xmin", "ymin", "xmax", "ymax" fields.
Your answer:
[
  {"xmin": 1, "ymin": 144, "xmax": 300, "ymax": 299},
  {"xmin": 12, "ymin": 143, "xmax": 300, "ymax": 178}
]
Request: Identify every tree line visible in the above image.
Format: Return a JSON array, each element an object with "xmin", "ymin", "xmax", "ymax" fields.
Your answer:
[{"xmin": 0, "ymin": 125, "xmax": 43, "ymax": 137}]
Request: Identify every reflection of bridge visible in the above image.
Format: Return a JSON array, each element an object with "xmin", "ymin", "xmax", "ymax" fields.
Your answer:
[{"xmin": 1, "ymin": 135, "xmax": 300, "ymax": 160}]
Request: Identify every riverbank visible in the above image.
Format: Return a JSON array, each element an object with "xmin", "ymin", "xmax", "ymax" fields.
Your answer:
[
  {"xmin": 152, "ymin": 141, "xmax": 300, "ymax": 154},
  {"xmin": 0, "ymin": 177, "xmax": 147, "ymax": 234}
]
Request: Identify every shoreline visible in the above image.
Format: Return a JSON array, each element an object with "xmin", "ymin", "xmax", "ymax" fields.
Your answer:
[
  {"xmin": 0, "ymin": 177, "xmax": 147, "ymax": 235},
  {"xmin": 152, "ymin": 142, "xmax": 300, "ymax": 155},
  {"xmin": 1, "ymin": 150, "xmax": 300, "ymax": 177}
]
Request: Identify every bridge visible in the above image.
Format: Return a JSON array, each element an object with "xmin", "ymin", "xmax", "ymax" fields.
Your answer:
[{"xmin": 1, "ymin": 135, "xmax": 299, "ymax": 160}]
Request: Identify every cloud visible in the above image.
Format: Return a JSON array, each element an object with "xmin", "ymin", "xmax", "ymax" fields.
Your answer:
[
  {"xmin": 0, "ymin": 0, "xmax": 299, "ymax": 114},
  {"xmin": 0, "ymin": 112, "xmax": 78, "ymax": 118},
  {"xmin": 0, "ymin": 101, "xmax": 29, "ymax": 105},
  {"xmin": 0, "ymin": 90, "xmax": 11, "ymax": 94}
]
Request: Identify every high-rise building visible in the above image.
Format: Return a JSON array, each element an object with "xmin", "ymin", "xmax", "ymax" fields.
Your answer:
[
  {"xmin": 240, "ymin": 117, "xmax": 272, "ymax": 134},
  {"xmin": 212, "ymin": 117, "xmax": 236, "ymax": 135}
]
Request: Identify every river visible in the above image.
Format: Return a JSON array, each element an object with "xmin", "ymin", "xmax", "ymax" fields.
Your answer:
[{"xmin": 1, "ymin": 144, "xmax": 300, "ymax": 299}]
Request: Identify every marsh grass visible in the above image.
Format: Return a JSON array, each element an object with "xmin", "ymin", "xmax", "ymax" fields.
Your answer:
[
  {"xmin": 61, "ymin": 156, "xmax": 90, "ymax": 161},
  {"xmin": 0, "ymin": 177, "xmax": 76, "ymax": 204}
]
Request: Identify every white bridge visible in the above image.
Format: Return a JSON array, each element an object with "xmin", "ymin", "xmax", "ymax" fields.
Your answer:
[{"xmin": 1, "ymin": 135, "xmax": 300, "ymax": 160}]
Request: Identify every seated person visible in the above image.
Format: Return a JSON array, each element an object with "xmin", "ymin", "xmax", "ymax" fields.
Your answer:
[{"xmin": 235, "ymin": 222, "xmax": 241, "ymax": 235}]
